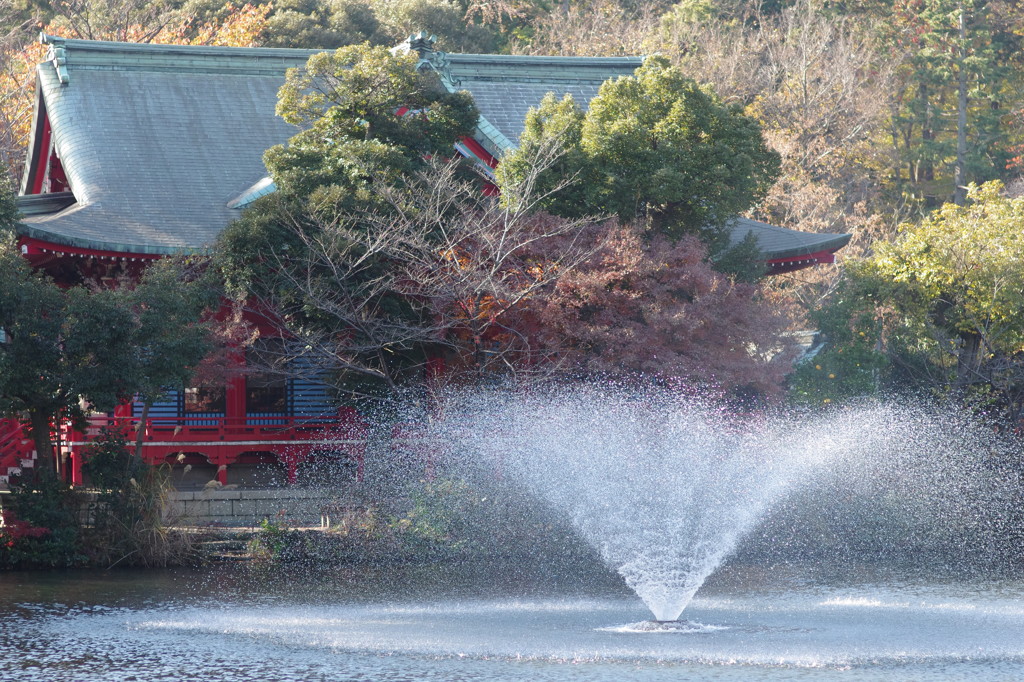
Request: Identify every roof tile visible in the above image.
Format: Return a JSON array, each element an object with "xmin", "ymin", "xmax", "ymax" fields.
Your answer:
[{"xmin": 17, "ymin": 38, "xmax": 849, "ymax": 262}]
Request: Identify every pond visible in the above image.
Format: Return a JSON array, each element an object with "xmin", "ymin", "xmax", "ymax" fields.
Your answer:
[
  {"xmin": 2, "ymin": 560, "xmax": 1023, "ymax": 681},
  {"xmin": 6, "ymin": 390, "xmax": 1024, "ymax": 680}
]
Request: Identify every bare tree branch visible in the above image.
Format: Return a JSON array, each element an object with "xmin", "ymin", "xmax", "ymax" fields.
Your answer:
[{"xmin": 237, "ymin": 155, "xmax": 612, "ymax": 399}]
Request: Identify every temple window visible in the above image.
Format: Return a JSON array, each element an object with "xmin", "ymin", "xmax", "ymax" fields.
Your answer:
[
  {"xmin": 246, "ymin": 338, "xmax": 288, "ymax": 413},
  {"xmin": 183, "ymin": 385, "xmax": 226, "ymax": 414}
]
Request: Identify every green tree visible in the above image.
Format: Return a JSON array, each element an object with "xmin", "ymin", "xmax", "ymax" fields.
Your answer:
[
  {"xmin": 0, "ymin": 194, "xmax": 216, "ymax": 475},
  {"xmin": 887, "ymin": 0, "xmax": 1018, "ymax": 205},
  {"xmin": 115, "ymin": 258, "xmax": 221, "ymax": 459},
  {"xmin": 794, "ymin": 181, "xmax": 1024, "ymax": 422},
  {"xmin": 267, "ymin": 44, "xmax": 478, "ymax": 200},
  {"xmin": 221, "ymin": 43, "xmax": 478, "ymax": 320},
  {"xmin": 871, "ymin": 181, "xmax": 1024, "ymax": 384},
  {"xmin": 218, "ymin": 45, "xmax": 481, "ymax": 392},
  {"xmin": 787, "ymin": 267, "xmax": 890, "ymax": 406},
  {"xmin": 0, "ymin": 216, "xmax": 79, "ymax": 476},
  {"xmin": 256, "ymin": 0, "xmax": 384, "ymax": 48},
  {"xmin": 496, "ymin": 56, "xmax": 780, "ymax": 254},
  {"xmin": 0, "ymin": 272, "xmax": 134, "ymax": 476},
  {"xmin": 0, "ymin": 199, "xmax": 137, "ymax": 475},
  {"xmin": 369, "ymin": 0, "xmax": 501, "ymax": 53},
  {"xmin": 218, "ymin": 46, "xmax": 622, "ymax": 393},
  {"xmin": 222, "ymin": 45, "xmax": 480, "ymax": 293}
]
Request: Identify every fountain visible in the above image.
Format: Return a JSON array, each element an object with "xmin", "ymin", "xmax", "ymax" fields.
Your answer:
[
  {"xmin": 426, "ymin": 383, "xmax": 1019, "ymax": 624},
  {"xmin": 1, "ymin": 383, "xmax": 1022, "ymax": 680}
]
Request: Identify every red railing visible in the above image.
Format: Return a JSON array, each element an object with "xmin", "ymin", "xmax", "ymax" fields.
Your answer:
[{"xmin": 63, "ymin": 410, "xmax": 367, "ymax": 486}]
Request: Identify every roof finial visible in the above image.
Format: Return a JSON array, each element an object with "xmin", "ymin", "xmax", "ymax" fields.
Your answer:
[
  {"xmin": 40, "ymin": 33, "xmax": 70, "ymax": 85},
  {"xmin": 406, "ymin": 31, "xmax": 437, "ymax": 57}
]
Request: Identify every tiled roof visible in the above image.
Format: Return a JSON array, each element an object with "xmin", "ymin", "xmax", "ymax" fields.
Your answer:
[
  {"xmin": 16, "ymin": 35, "xmax": 850, "ymax": 263},
  {"xmin": 728, "ymin": 217, "xmax": 851, "ymax": 260},
  {"xmin": 19, "ymin": 38, "xmax": 313, "ymax": 254},
  {"xmin": 423, "ymin": 52, "xmax": 642, "ymax": 158}
]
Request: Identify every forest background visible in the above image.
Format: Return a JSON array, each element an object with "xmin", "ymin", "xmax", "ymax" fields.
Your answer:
[{"xmin": 2, "ymin": 0, "xmax": 1024, "ymax": 421}]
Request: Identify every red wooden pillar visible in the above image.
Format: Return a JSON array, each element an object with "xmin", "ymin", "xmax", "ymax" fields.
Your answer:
[
  {"xmin": 204, "ymin": 448, "xmax": 231, "ymax": 486},
  {"xmin": 220, "ymin": 345, "xmax": 247, "ymax": 487},
  {"xmin": 335, "ymin": 407, "xmax": 367, "ymax": 483},
  {"xmin": 70, "ymin": 448, "xmax": 83, "ymax": 486},
  {"xmin": 224, "ymin": 352, "xmax": 246, "ymax": 428},
  {"xmin": 64, "ymin": 421, "xmax": 86, "ymax": 486},
  {"xmin": 279, "ymin": 449, "xmax": 307, "ymax": 486}
]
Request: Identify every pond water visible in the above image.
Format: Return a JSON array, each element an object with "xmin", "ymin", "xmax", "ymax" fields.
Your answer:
[{"xmin": 2, "ymin": 560, "xmax": 1023, "ymax": 681}]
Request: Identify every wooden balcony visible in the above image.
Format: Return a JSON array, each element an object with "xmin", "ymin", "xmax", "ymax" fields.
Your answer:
[{"xmin": 62, "ymin": 409, "xmax": 367, "ymax": 486}]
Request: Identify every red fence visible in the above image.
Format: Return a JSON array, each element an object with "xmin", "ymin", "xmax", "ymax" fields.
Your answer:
[{"xmin": 62, "ymin": 410, "xmax": 367, "ymax": 486}]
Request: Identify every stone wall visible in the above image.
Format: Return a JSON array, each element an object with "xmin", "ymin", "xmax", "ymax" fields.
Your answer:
[
  {"xmin": 0, "ymin": 486, "xmax": 370, "ymax": 529},
  {"xmin": 169, "ymin": 486, "xmax": 365, "ymax": 527}
]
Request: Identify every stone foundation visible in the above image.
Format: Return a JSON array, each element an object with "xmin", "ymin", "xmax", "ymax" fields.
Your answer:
[
  {"xmin": 0, "ymin": 485, "xmax": 370, "ymax": 529},
  {"xmin": 168, "ymin": 486, "xmax": 365, "ymax": 527}
]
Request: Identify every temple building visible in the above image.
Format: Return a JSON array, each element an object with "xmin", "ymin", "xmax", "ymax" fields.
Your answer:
[{"xmin": 0, "ymin": 34, "xmax": 851, "ymax": 487}]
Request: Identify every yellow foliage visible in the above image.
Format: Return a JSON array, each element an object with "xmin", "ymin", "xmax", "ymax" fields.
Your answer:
[
  {"xmin": 0, "ymin": 40, "xmax": 47, "ymax": 176},
  {"xmin": 178, "ymin": 3, "xmax": 272, "ymax": 48}
]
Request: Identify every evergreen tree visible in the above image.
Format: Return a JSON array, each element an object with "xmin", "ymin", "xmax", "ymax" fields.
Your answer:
[
  {"xmin": 496, "ymin": 56, "xmax": 780, "ymax": 259},
  {"xmin": 0, "ymin": 190, "xmax": 216, "ymax": 476}
]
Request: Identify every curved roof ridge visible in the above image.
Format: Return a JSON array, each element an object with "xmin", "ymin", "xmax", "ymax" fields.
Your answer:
[
  {"xmin": 18, "ymin": 37, "xmax": 849, "ymax": 268},
  {"xmin": 445, "ymin": 53, "xmax": 645, "ymax": 67},
  {"xmin": 40, "ymin": 33, "xmax": 321, "ymax": 61}
]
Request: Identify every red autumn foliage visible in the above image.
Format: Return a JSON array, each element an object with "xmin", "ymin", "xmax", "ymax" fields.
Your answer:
[
  {"xmin": 0, "ymin": 509, "xmax": 50, "ymax": 548},
  {"xmin": 530, "ymin": 224, "xmax": 797, "ymax": 399}
]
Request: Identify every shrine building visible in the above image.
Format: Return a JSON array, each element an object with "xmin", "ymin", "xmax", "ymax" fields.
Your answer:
[{"xmin": 0, "ymin": 34, "xmax": 851, "ymax": 488}]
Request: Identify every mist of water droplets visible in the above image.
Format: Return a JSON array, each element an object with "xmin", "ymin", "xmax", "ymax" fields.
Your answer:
[{"xmin": 420, "ymin": 383, "xmax": 1019, "ymax": 622}]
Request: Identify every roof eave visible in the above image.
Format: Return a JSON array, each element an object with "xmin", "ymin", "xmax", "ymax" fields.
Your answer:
[
  {"xmin": 760, "ymin": 233, "xmax": 852, "ymax": 261},
  {"xmin": 40, "ymin": 32, "xmax": 322, "ymax": 62},
  {"xmin": 16, "ymin": 223, "xmax": 209, "ymax": 257}
]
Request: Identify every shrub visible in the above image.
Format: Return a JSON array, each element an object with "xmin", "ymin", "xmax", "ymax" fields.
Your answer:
[
  {"xmin": 0, "ymin": 475, "xmax": 84, "ymax": 568},
  {"xmin": 81, "ymin": 426, "xmax": 147, "ymax": 490},
  {"xmin": 82, "ymin": 430, "xmax": 195, "ymax": 567}
]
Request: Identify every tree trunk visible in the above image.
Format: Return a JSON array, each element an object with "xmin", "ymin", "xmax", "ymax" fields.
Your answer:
[
  {"xmin": 918, "ymin": 81, "xmax": 934, "ymax": 185},
  {"xmin": 27, "ymin": 408, "xmax": 57, "ymax": 479},
  {"xmin": 953, "ymin": 3, "xmax": 968, "ymax": 207},
  {"xmin": 956, "ymin": 330, "xmax": 982, "ymax": 387},
  {"xmin": 134, "ymin": 399, "xmax": 151, "ymax": 462}
]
